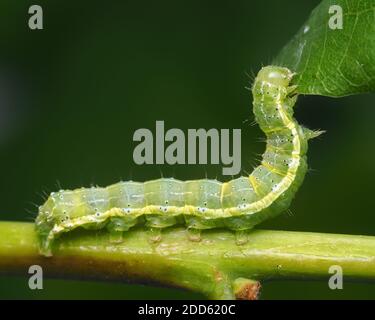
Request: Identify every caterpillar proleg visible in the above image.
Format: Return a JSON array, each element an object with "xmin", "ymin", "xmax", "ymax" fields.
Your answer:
[{"xmin": 35, "ymin": 66, "xmax": 322, "ymax": 256}]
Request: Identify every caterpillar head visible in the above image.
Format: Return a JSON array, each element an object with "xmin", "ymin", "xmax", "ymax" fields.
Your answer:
[{"xmin": 256, "ymin": 66, "xmax": 294, "ymax": 88}]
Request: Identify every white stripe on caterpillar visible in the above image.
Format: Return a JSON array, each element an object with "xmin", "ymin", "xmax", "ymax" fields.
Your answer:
[{"xmin": 35, "ymin": 66, "xmax": 323, "ymax": 256}]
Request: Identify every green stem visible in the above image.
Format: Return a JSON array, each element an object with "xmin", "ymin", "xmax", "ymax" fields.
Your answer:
[{"xmin": 0, "ymin": 222, "xmax": 375, "ymax": 299}]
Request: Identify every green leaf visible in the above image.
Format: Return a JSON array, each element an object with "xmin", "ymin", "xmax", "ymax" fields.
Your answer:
[{"xmin": 274, "ymin": 0, "xmax": 375, "ymax": 97}]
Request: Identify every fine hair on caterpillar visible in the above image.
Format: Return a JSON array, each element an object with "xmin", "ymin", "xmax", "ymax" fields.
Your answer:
[{"xmin": 35, "ymin": 65, "xmax": 323, "ymax": 256}]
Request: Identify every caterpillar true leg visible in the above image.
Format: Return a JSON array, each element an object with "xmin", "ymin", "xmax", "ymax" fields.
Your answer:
[
  {"xmin": 235, "ymin": 230, "xmax": 248, "ymax": 245},
  {"xmin": 186, "ymin": 227, "xmax": 202, "ymax": 242},
  {"xmin": 35, "ymin": 66, "xmax": 322, "ymax": 256},
  {"xmin": 148, "ymin": 227, "xmax": 162, "ymax": 243}
]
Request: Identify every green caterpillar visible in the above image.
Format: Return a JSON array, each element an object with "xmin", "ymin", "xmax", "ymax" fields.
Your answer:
[{"xmin": 35, "ymin": 66, "xmax": 322, "ymax": 256}]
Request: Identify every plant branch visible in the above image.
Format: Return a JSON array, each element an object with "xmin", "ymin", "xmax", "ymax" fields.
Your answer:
[{"xmin": 0, "ymin": 222, "xmax": 375, "ymax": 299}]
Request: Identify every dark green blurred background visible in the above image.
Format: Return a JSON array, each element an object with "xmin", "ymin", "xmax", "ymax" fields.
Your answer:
[{"xmin": 0, "ymin": 0, "xmax": 374, "ymax": 299}]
